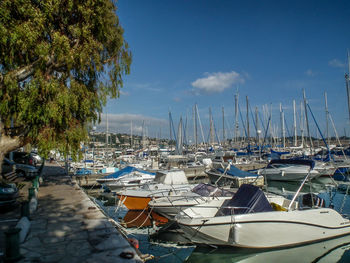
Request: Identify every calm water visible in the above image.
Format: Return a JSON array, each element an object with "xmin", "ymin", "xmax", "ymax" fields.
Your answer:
[{"xmin": 95, "ymin": 178, "xmax": 350, "ymax": 263}]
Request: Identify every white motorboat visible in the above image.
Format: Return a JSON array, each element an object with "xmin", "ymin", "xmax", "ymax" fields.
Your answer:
[
  {"xmin": 116, "ymin": 169, "xmax": 196, "ymax": 210},
  {"xmin": 206, "ymin": 162, "xmax": 264, "ymax": 187},
  {"xmin": 258, "ymin": 159, "xmax": 321, "ymax": 181},
  {"xmin": 175, "ymin": 183, "xmax": 350, "ymax": 248},
  {"xmin": 148, "ymin": 183, "xmax": 234, "ymax": 219},
  {"xmin": 96, "ymin": 166, "xmax": 155, "ymax": 190}
]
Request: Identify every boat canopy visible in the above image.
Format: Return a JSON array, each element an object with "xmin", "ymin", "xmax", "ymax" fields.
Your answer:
[
  {"xmin": 101, "ymin": 166, "xmax": 155, "ymax": 179},
  {"xmin": 217, "ymin": 184, "xmax": 273, "ymax": 216},
  {"xmin": 154, "ymin": 170, "xmax": 189, "ymax": 184},
  {"xmin": 217, "ymin": 165, "xmax": 259, "ymax": 178},
  {"xmin": 192, "ymin": 184, "xmax": 234, "ymax": 197},
  {"xmin": 267, "ymin": 159, "xmax": 315, "ymax": 169}
]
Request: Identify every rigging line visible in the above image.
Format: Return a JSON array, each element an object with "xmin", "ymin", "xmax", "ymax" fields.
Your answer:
[
  {"xmin": 306, "ymin": 103, "xmax": 330, "ymax": 153},
  {"xmin": 214, "ymin": 122, "xmax": 221, "ymax": 145},
  {"xmin": 135, "ymin": 206, "xmax": 155, "ymax": 230},
  {"xmin": 258, "ymin": 111, "xmax": 266, "ymax": 134},
  {"xmin": 239, "ymin": 105, "xmax": 248, "ymax": 138},
  {"xmin": 121, "ymin": 205, "xmax": 149, "ymax": 225},
  {"xmin": 329, "ymin": 112, "xmax": 347, "ymax": 160},
  {"xmin": 248, "ymin": 103, "xmax": 258, "ymax": 135},
  {"xmin": 283, "ymin": 115, "xmax": 293, "ymax": 146},
  {"xmin": 183, "ymin": 115, "xmax": 188, "ymax": 145},
  {"xmin": 196, "ymin": 104, "xmax": 207, "ymax": 144},
  {"xmin": 260, "ymin": 116, "xmax": 271, "ymax": 153}
]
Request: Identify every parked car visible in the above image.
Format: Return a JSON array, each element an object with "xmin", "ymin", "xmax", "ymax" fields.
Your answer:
[
  {"xmin": 0, "ymin": 182, "xmax": 18, "ymax": 207},
  {"xmin": 6, "ymin": 151, "xmax": 39, "ymax": 166},
  {"xmin": 2, "ymin": 158, "xmax": 38, "ymax": 179},
  {"xmin": 1, "ymin": 158, "xmax": 16, "ymax": 175}
]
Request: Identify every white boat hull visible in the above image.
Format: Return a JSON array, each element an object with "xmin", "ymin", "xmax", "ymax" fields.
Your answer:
[{"xmin": 177, "ymin": 208, "xmax": 350, "ymax": 248}]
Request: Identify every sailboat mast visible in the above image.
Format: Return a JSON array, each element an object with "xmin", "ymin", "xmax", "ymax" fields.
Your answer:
[
  {"xmin": 222, "ymin": 106, "xmax": 225, "ymax": 146},
  {"xmin": 303, "ymin": 89, "xmax": 313, "ymax": 152},
  {"xmin": 130, "ymin": 120, "xmax": 133, "ymax": 148},
  {"xmin": 194, "ymin": 104, "xmax": 198, "ymax": 150},
  {"xmin": 246, "ymin": 96, "xmax": 250, "ymax": 145},
  {"xmin": 324, "ymin": 92, "xmax": 330, "ymax": 146},
  {"xmin": 209, "ymin": 107, "xmax": 214, "ymax": 145},
  {"xmin": 106, "ymin": 111, "xmax": 108, "ymax": 148},
  {"xmin": 279, "ymin": 103, "xmax": 283, "ymax": 148},
  {"xmin": 300, "ymin": 101, "xmax": 305, "ymax": 147},
  {"xmin": 281, "ymin": 105, "xmax": 285, "ymax": 149},
  {"xmin": 293, "ymin": 100, "xmax": 297, "ymax": 147},
  {"xmin": 177, "ymin": 117, "xmax": 183, "ymax": 155},
  {"xmin": 346, "ymin": 50, "xmax": 350, "ymax": 127},
  {"xmin": 255, "ymin": 106, "xmax": 259, "ymax": 145},
  {"xmin": 169, "ymin": 111, "xmax": 172, "ymax": 142},
  {"xmin": 234, "ymin": 92, "xmax": 239, "ymax": 144}
]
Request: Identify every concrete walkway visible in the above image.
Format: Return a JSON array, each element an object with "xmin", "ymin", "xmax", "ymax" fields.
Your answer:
[{"xmin": 18, "ymin": 163, "xmax": 141, "ymax": 262}]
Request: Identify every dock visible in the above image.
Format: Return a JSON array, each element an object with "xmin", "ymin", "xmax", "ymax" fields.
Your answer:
[{"xmin": 0, "ymin": 163, "xmax": 142, "ymax": 262}]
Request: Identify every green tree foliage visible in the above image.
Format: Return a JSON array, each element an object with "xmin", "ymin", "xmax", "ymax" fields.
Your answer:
[{"xmin": 0, "ymin": 0, "xmax": 131, "ymax": 159}]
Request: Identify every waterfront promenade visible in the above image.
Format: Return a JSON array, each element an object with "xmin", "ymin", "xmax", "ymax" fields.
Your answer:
[{"xmin": 1, "ymin": 163, "xmax": 141, "ymax": 262}]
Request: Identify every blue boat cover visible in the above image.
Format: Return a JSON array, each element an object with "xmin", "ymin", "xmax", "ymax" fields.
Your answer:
[
  {"xmin": 218, "ymin": 184, "xmax": 273, "ymax": 216},
  {"xmin": 217, "ymin": 165, "xmax": 259, "ymax": 178},
  {"xmin": 101, "ymin": 166, "xmax": 155, "ymax": 179}
]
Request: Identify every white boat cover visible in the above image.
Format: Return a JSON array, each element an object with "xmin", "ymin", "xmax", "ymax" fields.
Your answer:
[{"xmin": 154, "ymin": 170, "xmax": 189, "ymax": 185}]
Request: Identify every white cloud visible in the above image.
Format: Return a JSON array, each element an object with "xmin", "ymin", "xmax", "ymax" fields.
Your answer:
[
  {"xmin": 191, "ymin": 71, "xmax": 244, "ymax": 93},
  {"xmin": 96, "ymin": 113, "xmax": 168, "ymax": 136},
  {"xmin": 305, "ymin": 69, "xmax": 316, "ymax": 77},
  {"xmin": 329, "ymin": 59, "xmax": 345, "ymax": 68},
  {"xmin": 119, "ymin": 90, "xmax": 129, "ymax": 96}
]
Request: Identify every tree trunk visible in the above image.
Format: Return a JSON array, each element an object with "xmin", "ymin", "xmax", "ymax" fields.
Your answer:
[{"xmin": 0, "ymin": 133, "xmax": 23, "ymax": 176}]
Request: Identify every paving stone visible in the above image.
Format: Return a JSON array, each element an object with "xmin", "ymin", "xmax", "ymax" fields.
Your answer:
[
  {"xmin": 21, "ymin": 236, "xmax": 42, "ymax": 250},
  {"xmin": 83, "ymin": 210, "xmax": 107, "ymax": 219},
  {"xmin": 87, "ymin": 226, "xmax": 118, "ymax": 240},
  {"xmin": 41, "ymin": 253, "xmax": 66, "ymax": 262},
  {"xmin": 65, "ymin": 230, "xmax": 89, "ymax": 241},
  {"xmin": 83, "ymin": 218, "xmax": 111, "ymax": 230},
  {"xmin": 65, "ymin": 239, "xmax": 92, "ymax": 257}
]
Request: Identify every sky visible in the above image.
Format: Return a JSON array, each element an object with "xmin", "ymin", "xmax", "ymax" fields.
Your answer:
[{"xmin": 98, "ymin": 0, "xmax": 350, "ymax": 143}]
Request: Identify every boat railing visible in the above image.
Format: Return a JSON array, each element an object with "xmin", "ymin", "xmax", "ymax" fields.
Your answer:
[
  {"xmin": 161, "ymin": 195, "xmax": 206, "ymax": 205},
  {"xmin": 166, "ymin": 194, "xmax": 226, "ymax": 206},
  {"xmin": 179, "ymin": 205, "xmax": 254, "ymax": 218},
  {"xmin": 146, "ymin": 185, "xmax": 193, "ymax": 197}
]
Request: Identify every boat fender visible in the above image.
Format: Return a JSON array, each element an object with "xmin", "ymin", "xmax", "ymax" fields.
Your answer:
[
  {"xmin": 119, "ymin": 251, "xmax": 134, "ymax": 259},
  {"xmin": 281, "ymin": 171, "xmax": 285, "ymax": 177},
  {"xmin": 127, "ymin": 238, "xmax": 139, "ymax": 249}
]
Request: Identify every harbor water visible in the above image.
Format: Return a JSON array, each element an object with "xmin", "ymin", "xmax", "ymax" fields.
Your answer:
[{"xmin": 91, "ymin": 178, "xmax": 350, "ymax": 263}]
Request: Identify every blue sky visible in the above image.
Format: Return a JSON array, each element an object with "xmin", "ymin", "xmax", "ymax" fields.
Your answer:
[{"xmin": 99, "ymin": 0, "xmax": 350, "ymax": 142}]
